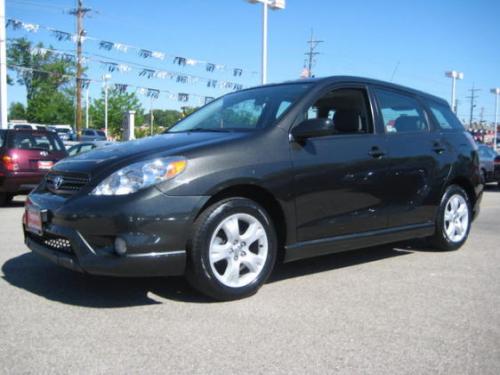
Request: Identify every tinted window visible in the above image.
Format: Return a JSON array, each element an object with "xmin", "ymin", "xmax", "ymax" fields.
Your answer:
[
  {"xmin": 79, "ymin": 144, "xmax": 96, "ymax": 153},
  {"xmin": 67, "ymin": 145, "xmax": 80, "ymax": 156},
  {"xmin": 83, "ymin": 130, "xmax": 94, "ymax": 136},
  {"xmin": 303, "ymin": 88, "xmax": 372, "ymax": 134},
  {"xmin": 8, "ymin": 132, "xmax": 64, "ymax": 151},
  {"xmin": 169, "ymin": 83, "xmax": 312, "ymax": 132},
  {"xmin": 97, "ymin": 131, "xmax": 106, "ymax": 137},
  {"xmin": 374, "ymin": 89, "xmax": 428, "ymax": 133},
  {"xmin": 13, "ymin": 124, "xmax": 32, "ymax": 130},
  {"xmin": 428, "ymin": 102, "xmax": 464, "ymax": 131}
]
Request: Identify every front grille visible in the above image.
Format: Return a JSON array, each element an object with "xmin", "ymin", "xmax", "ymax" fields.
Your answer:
[
  {"xmin": 28, "ymin": 233, "xmax": 74, "ymax": 254},
  {"xmin": 46, "ymin": 172, "xmax": 90, "ymax": 195},
  {"xmin": 44, "ymin": 237, "xmax": 73, "ymax": 254}
]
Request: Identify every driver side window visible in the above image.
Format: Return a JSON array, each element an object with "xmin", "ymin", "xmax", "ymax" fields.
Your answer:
[{"xmin": 304, "ymin": 88, "xmax": 372, "ymax": 134}]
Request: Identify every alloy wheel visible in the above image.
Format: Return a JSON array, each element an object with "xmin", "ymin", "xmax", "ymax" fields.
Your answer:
[
  {"xmin": 208, "ymin": 213, "xmax": 269, "ymax": 288},
  {"xmin": 443, "ymin": 194, "xmax": 469, "ymax": 243}
]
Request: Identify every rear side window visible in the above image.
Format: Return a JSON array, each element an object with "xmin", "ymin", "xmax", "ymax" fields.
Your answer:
[
  {"xmin": 8, "ymin": 132, "xmax": 64, "ymax": 151},
  {"xmin": 428, "ymin": 102, "xmax": 464, "ymax": 131},
  {"xmin": 83, "ymin": 130, "xmax": 93, "ymax": 136},
  {"xmin": 374, "ymin": 88, "xmax": 428, "ymax": 134}
]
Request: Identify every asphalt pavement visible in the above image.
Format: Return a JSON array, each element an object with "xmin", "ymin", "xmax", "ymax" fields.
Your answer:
[{"xmin": 1, "ymin": 188, "xmax": 499, "ymax": 374}]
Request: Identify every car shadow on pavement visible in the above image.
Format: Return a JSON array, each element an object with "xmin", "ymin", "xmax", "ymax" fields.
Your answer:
[{"xmin": 2, "ymin": 240, "xmax": 427, "ymax": 307}]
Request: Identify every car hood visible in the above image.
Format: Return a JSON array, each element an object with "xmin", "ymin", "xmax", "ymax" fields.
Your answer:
[{"xmin": 53, "ymin": 132, "xmax": 246, "ymax": 176}]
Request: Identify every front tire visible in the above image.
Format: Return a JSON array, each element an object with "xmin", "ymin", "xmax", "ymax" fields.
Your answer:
[
  {"xmin": 428, "ymin": 185, "xmax": 471, "ymax": 251},
  {"xmin": 186, "ymin": 197, "xmax": 277, "ymax": 301}
]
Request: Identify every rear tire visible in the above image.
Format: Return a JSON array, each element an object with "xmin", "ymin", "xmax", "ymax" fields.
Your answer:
[
  {"xmin": 0, "ymin": 193, "xmax": 13, "ymax": 207},
  {"xmin": 427, "ymin": 185, "xmax": 471, "ymax": 251},
  {"xmin": 185, "ymin": 197, "xmax": 277, "ymax": 301}
]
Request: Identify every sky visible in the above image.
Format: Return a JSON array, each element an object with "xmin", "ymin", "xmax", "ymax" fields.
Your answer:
[{"xmin": 5, "ymin": 0, "xmax": 500, "ymax": 123}]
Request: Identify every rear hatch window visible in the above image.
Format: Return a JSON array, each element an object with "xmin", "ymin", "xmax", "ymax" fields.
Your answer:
[{"xmin": 8, "ymin": 132, "xmax": 65, "ymax": 152}]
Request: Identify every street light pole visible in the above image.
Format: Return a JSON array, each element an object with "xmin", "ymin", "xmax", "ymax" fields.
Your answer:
[
  {"xmin": 85, "ymin": 86, "xmax": 89, "ymax": 129},
  {"xmin": 445, "ymin": 70, "xmax": 464, "ymax": 113},
  {"xmin": 491, "ymin": 88, "xmax": 500, "ymax": 152},
  {"xmin": 246, "ymin": 0, "xmax": 286, "ymax": 85},
  {"xmin": 261, "ymin": 2, "xmax": 268, "ymax": 85},
  {"xmin": 0, "ymin": 0, "xmax": 8, "ymax": 129},
  {"xmin": 102, "ymin": 74, "xmax": 111, "ymax": 137}
]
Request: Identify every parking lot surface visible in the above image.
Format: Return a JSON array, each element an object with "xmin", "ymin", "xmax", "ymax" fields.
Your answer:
[{"xmin": 1, "ymin": 189, "xmax": 499, "ymax": 374}]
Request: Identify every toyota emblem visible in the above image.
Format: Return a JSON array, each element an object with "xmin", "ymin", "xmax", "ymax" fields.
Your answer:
[
  {"xmin": 53, "ymin": 176, "xmax": 64, "ymax": 190},
  {"xmin": 40, "ymin": 151, "xmax": 48, "ymax": 157}
]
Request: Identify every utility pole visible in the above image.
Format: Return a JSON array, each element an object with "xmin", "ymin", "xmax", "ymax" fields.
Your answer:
[
  {"xmin": 466, "ymin": 83, "xmax": 480, "ymax": 127},
  {"xmin": 0, "ymin": 0, "xmax": 8, "ymax": 129},
  {"xmin": 304, "ymin": 29, "xmax": 323, "ymax": 78},
  {"xmin": 70, "ymin": 0, "xmax": 91, "ymax": 138}
]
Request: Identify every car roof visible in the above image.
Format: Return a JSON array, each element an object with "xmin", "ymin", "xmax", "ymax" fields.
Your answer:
[{"xmin": 250, "ymin": 75, "xmax": 449, "ymax": 106}]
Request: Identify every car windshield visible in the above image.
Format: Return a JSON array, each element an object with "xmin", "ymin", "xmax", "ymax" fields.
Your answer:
[
  {"xmin": 8, "ymin": 132, "xmax": 65, "ymax": 152},
  {"xmin": 168, "ymin": 83, "xmax": 312, "ymax": 133}
]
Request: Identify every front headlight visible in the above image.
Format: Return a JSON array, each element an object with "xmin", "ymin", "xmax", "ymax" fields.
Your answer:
[{"xmin": 91, "ymin": 157, "xmax": 187, "ymax": 196}]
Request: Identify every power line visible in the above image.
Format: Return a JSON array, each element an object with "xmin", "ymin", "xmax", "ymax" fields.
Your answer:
[{"xmin": 304, "ymin": 29, "xmax": 323, "ymax": 78}]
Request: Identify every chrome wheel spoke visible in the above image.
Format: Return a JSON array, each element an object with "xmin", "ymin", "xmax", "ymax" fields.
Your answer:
[
  {"xmin": 241, "ymin": 252, "xmax": 264, "ymax": 273},
  {"xmin": 222, "ymin": 217, "xmax": 240, "ymax": 243},
  {"xmin": 211, "ymin": 241, "xmax": 231, "ymax": 263},
  {"xmin": 222, "ymin": 259, "xmax": 240, "ymax": 284}
]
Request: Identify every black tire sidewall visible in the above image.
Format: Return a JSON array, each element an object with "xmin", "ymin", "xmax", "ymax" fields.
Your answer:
[
  {"xmin": 188, "ymin": 198, "xmax": 277, "ymax": 300},
  {"xmin": 433, "ymin": 185, "xmax": 472, "ymax": 251}
]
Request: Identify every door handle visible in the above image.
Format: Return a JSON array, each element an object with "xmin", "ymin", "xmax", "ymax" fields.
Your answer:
[
  {"xmin": 432, "ymin": 142, "xmax": 446, "ymax": 154},
  {"xmin": 368, "ymin": 147, "xmax": 386, "ymax": 159}
]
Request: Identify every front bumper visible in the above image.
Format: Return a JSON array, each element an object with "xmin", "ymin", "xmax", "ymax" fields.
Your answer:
[{"xmin": 24, "ymin": 188, "xmax": 209, "ymax": 277}]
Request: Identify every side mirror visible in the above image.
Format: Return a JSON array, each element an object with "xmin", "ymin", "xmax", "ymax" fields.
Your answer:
[{"xmin": 291, "ymin": 118, "xmax": 334, "ymax": 141}]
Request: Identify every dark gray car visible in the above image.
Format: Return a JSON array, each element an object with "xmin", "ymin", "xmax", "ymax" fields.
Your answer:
[
  {"xmin": 79, "ymin": 129, "xmax": 107, "ymax": 142},
  {"xmin": 477, "ymin": 144, "xmax": 497, "ymax": 183}
]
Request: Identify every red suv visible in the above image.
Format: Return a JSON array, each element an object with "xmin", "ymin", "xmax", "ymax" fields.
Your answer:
[{"xmin": 0, "ymin": 129, "xmax": 67, "ymax": 205}]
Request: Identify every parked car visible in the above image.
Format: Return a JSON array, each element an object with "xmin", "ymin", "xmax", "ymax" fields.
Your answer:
[
  {"xmin": 67, "ymin": 141, "xmax": 114, "ymax": 157},
  {"xmin": 48, "ymin": 125, "xmax": 76, "ymax": 142},
  {"xmin": 0, "ymin": 129, "xmax": 67, "ymax": 205},
  {"xmin": 23, "ymin": 76, "xmax": 483, "ymax": 300},
  {"xmin": 494, "ymin": 154, "xmax": 500, "ymax": 187},
  {"xmin": 80, "ymin": 129, "xmax": 107, "ymax": 141},
  {"xmin": 477, "ymin": 144, "xmax": 497, "ymax": 183},
  {"xmin": 9, "ymin": 123, "xmax": 47, "ymax": 131}
]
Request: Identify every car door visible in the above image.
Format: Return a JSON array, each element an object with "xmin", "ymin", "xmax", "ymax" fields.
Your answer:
[
  {"xmin": 290, "ymin": 85, "xmax": 392, "ymax": 242},
  {"xmin": 372, "ymin": 87, "xmax": 443, "ymax": 227}
]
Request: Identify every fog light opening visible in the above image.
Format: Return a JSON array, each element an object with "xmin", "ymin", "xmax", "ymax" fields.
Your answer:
[{"xmin": 114, "ymin": 237, "xmax": 127, "ymax": 256}]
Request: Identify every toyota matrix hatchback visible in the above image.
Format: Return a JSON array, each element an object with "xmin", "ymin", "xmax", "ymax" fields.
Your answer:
[
  {"xmin": 1, "ymin": 129, "xmax": 67, "ymax": 206},
  {"xmin": 23, "ymin": 77, "xmax": 483, "ymax": 300}
]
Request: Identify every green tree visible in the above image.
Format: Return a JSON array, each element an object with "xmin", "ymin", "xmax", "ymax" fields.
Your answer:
[
  {"xmin": 90, "ymin": 90, "xmax": 144, "ymax": 137},
  {"xmin": 8, "ymin": 38, "xmax": 75, "ymax": 124},
  {"xmin": 145, "ymin": 109, "xmax": 182, "ymax": 132},
  {"xmin": 8, "ymin": 102, "xmax": 26, "ymax": 120}
]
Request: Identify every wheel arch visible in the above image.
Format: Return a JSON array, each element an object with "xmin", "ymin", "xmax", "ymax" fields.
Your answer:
[{"xmin": 194, "ymin": 184, "xmax": 288, "ymax": 261}]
